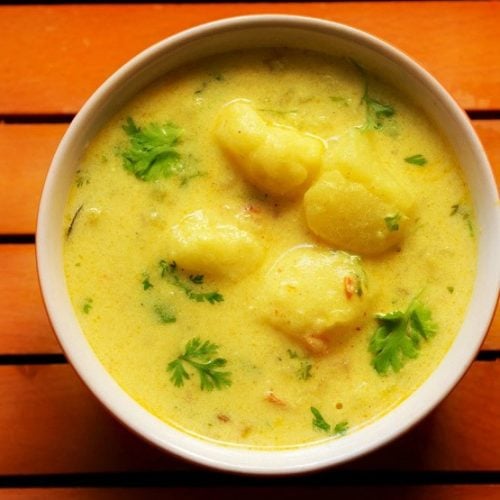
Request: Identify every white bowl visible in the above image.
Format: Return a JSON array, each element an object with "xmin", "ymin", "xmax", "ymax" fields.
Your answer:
[{"xmin": 36, "ymin": 15, "xmax": 500, "ymax": 475}]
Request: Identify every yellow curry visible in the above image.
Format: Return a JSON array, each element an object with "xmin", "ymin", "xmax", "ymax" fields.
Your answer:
[{"xmin": 63, "ymin": 48, "xmax": 476, "ymax": 448}]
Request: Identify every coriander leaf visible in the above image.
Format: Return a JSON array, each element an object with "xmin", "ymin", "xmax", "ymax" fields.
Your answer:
[
  {"xmin": 408, "ymin": 300, "xmax": 437, "ymax": 341},
  {"xmin": 167, "ymin": 359, "xmax": 190, "ymax": 387},
  {"xmin": 450, "ymin": 203, "xmax": 474, "ymax": 237},
  {"xmin": 447, "ymin": 286, "xmax": 454, "ymax": 294},
  {"xmin": 142, "ymin": 273, "xmax": 153, "ymax": 290},
  {"xmin": 187, "ymin": 290, "xmax": 224, "ymax": 304},
  {"xmin": 311, "ymin": 407, "xmax": 331, "ymax": 433},
  {"xmin": 82, "ymin": 297, "xmax": 93, "ymax": 314},
  {"xmin": 334, "ymin": 421, "xmax": 349, "ymax": 435},
  {"xmin": 121, "ymin": 117, "xmax": 182, "ymax": 182},
  {"xmin": 185, "ymin": 337, "xmax": 219, "ymax": 358},
  {"xmin": 167, "ymin": 337, "xmax": 232, "ymax": 391},
  {"xmin": 194, "ymin": 357, "xmax": 232, "ymax": 391},
  {"xmin": 364, "ymin": 95, "xmax": 395, "ymax": 130},
  {"xmin": 384, "ymin": 213, "xmax": 401, "ymax": 232},
  {"xmin": 287, "ymin": 349, "xmax": 313, "ymax": 380},
  {"xmin": 299, "ymin": 361, "xmax": 313, "ymax": 381},
  {"xmin": 159, "ymin": 260, "xmax": 224, "ymax": 304},
  {"xmin": 75, "ymin": 170, "xmax": 90, "ymax": 188},
  {"xmin": 351, "ymin": 59, "xmax": 395, "ymax": 131},
  {"xmin": 154, "ymin": 304, "xmax": 176, "ymax": 324},
  {"xmin": 405, "ymin": 154, "xmax": 427, "ymax": 166},
  {"xmin": 369, "ymin": 298, "xmax": 437, "ymax": 375},
  {"xmin": 311, "ymin": 408, "xmax": 349, "ymax": 436},
  {"xmin": 194, "ymin": 72, "xmax": 225, "ymax": 94}
]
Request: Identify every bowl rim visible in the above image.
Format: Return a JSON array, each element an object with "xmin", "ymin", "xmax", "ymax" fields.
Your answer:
[{"xmin": 36, "ymin": 13, "xmax": 500, "ymax": 475}]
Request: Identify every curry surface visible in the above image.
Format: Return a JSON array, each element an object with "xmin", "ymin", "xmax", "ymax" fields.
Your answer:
[{"xmin": 63, "ymin": 49, "xmax": 476, "ymax": 448}]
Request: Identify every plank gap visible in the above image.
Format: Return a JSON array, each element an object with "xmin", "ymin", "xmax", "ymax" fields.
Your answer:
[
  {"xmin": 0, "ymin": 235, "xmax": 35, "ymax": 244},
  {"xmin": 476, "ymin": 351, "xmax": 500, "ymax": 361},
  {"xmin": 0, "ymin": 114, "xmax": 74, "ymax": 125},
  {"xmin": 0, "ymin": 354, "xmax": 66, "ymax": 366},
  {"xmin": 467, "ymin": 110, "xmax": 500, "ymax": 120},
  {"xmin": 0, "ymin": 470, "xmax": 499, "ymax": 488}
]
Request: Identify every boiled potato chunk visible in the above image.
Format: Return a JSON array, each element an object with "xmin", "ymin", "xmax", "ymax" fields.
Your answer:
[
  {"xmin": 214, "ymin": 100, "xmax": 324, "ymax": 197},
  {"xmin": 304, "ymin": 170, "xmax": 410, "ymax": 255},
  {"xmin": 167, "ymin": 210, "xmax": 264, "ymax": 278},
  {"xmin": 262, "ymin": 246, "xmax": 368, "ymax": 353},
  {"xmin": 331, "ymin": 129, "xmax": 414, "ymax": 213}
]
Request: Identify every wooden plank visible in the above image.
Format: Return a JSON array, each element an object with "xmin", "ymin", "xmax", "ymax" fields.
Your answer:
[
  {"xmin": 0, "ymin": 361, "xmax": 497, "ymax": 474},
  {"xmin": 474, "ymin": 120, "xmax": 500, "ymax": 186},
  {"xmin": 1, "ymin": 486, "xmax": 500, "ymax": 500},
  {"xmin": 0, "ymin": 123, "xmax": 67, "ymax": 235},
  {"xmin": 0, "ymin": 2, "xmax": 498, "ymax": 114},
  {"xmin": 0, "ymin": 120, "xmax": 498, "ymax": 235},
  {"xmin": 483, "ymin": 303, "xmax": 500, "ymax": 352},
  {"xmin": 0, "ymin": 245, "xmax": 60, "ymax": 354}
]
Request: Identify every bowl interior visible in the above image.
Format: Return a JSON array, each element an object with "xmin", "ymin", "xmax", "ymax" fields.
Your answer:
[{"xmin": 36, "ymin": 15, "xmax": 500, "ymax": 474}]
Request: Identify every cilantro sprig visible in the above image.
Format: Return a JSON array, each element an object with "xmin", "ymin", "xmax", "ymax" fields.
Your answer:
[
  {"xmin": 384, "ymin": 213, "xmax": 401, "ymax": 232},
  {"xmin": 450, "ymin": 203, "xmax": 474, "ymax": 237},
  {"xmin": 287, "ymin": 349, "xmax": 313, "ymax": 381},
  {"xmin": 82, "ymin": 297, "xmax": 93, "ymax": 314},
  {"xmin": 142, "ymin": 273, "xmax": 154, "ymax": 291},
  {"xmin": 159, "ymin": 260, "xmax": 223, "ymax": 304},
  {"xmin": 351, "ymin": 60, "xmax": 395, "ymax": 131},
  {"xmin": 405, "ymin": 154, "xmax": 428, "ymax": 166},
  {"xmin": 167, "ymin": 337, "xmax": 232, "ymax": 391},
  {"xmin": 311, "ymin": 407, "xmax": 348, "ymax": 436},
  {"xmin": 369, "ymin": 297, "xmax": 437, "ymax": 374},
  {"xmin": 154, "ymin": 304, "xmax": 176, "ymax": 324},
  {"xmin": 121, "ymin": 117, "xmax": 182, "ymax": 181}
]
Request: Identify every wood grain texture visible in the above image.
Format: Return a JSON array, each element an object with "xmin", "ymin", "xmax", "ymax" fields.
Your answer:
[
  {"xmin": 0, "ymin": 123, "xmax": 67, "ymax": 234},
  {"xmin": 473, "ymin": 120, "xmax": 500, "ymax": 187},
  {"xmin": 0, "ymin": 245, "xmax": 60, "ymax": 354},
  {"xmin": 0, "ymin": 361, "xmax": 497, "ymax": 475},
  {"xmin": 0, "ymin": 121, "xmax": 497, "ymax": 235},
  {"xmin": 2, "ymin": 486, "xmax": 500, "ymax": 500},
  {"xmin": 0, "ymin": 2, "xmax": 498, "ymax": 114},
  {"xmin": 0, "ymin": 244, "xmax": 498, "ymax": 354}
]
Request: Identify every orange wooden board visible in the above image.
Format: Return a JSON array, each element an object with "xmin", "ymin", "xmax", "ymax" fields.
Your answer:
[
  {"xmin": 0, "ymin": 121, "xmax": 498, "ymax": 236},
  {"xmin": 1, "ymin": 486, "xmax": 500, "ymax": 500},
  {"xmin": 0, "ymin": 2, "xmax": 499, "ymax": 114},
  {"xmin": 0, "ymin": 245, "xmax": 60, "ymax": 354},
  {"xmin": 0, "ymin": 123, "xmax": 67, "ymax": 234},
  {"xmin": 0, "ymin": 361, "xmax": 497, "ymax": 474},
  {"xmin": 0, "ymin": 244, "xmax": 499, "ymax": 354}
]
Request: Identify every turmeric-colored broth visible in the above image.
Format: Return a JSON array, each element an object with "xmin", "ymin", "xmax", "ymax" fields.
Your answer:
[{"xmin": 63, "ymin": 49, "xmax": 476, "ymax": 448}]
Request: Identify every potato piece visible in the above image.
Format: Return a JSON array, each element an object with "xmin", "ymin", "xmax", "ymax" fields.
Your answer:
[
  {"xmin": 167, "ymin": 210, "xmax": 264, "ymax": 279},
  {"xmin": 331, "ymin": 129, "xmax": 414, "ymax": 213},
  {"xmin": 262, "ymin": 246, "xmax": 368, "ymax": 353},
  {"xmin": 304, "ymin": 170, "xmax": 409, "ymax": 255},
  {"xmin": 304, "ymin": 129, "xmax": 413, "ymax": 255},
  {"xmin": 214, "ymin": 100, "xmax": 324, "ymax": 197}
]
